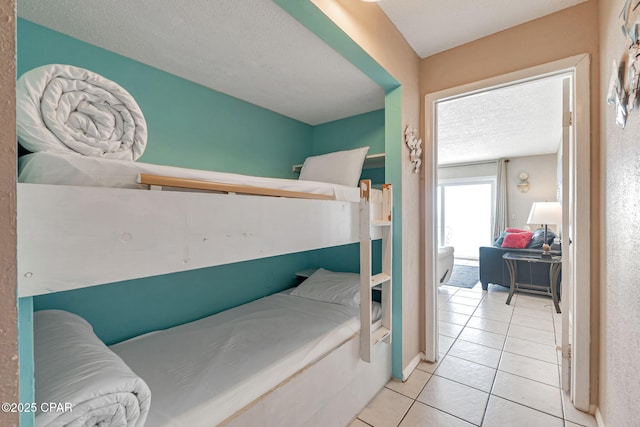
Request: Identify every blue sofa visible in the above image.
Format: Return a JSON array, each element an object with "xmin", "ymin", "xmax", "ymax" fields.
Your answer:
[{"xmin": 478, "ymin": 228, "xmax": 560, "ymax": 291}]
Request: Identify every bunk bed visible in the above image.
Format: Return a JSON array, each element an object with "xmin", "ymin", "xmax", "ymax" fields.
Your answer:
[
  {"xmin": 23, "ymin": 175, "xmax": 393, "ymax": 426},
  {"xmin": 35, "ymin": 287, "xmax": 390, "ymax": 426},
  {"xmin": 17, "ymin": 63, "xmax": 393, "ymax": 426}
]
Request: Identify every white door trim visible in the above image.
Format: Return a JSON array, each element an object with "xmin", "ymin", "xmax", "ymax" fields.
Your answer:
[
  {"xmin": 570, "ymin": 53, "xmax": 591, "ymax": 412},
  {"xmin": 423, "ymin": 54, "xmax": 591, "ymax": 410}
]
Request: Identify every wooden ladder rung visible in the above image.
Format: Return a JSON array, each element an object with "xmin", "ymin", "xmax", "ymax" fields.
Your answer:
[
  {"xmin": 371, "ymin": 326, "xmax": 390, "ymax": 345},
  {"xmin": 372, "ymin": 220, "xmax": 392, "ymax": 227},
  {"xmin": 370, "ymin": 273, "xmax": 391, "ymax": 288}
]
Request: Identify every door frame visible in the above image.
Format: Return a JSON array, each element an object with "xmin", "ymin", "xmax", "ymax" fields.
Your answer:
[{"xmin": 423, "ymin": 54, "xmax": 591, "ymax": 410}]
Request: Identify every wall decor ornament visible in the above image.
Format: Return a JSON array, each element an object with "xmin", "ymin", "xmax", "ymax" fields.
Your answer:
[
  {"xmin": 404, "ymin": 125, "xmax": 422, "ymax": 174},
  {"xmin": 517, "ymin": 171, "xmax": 530, "ymax": 193},
  {"xmin": 621, "ymin": 0, "xmax": 640, "ymax": 42},
  {"xmin": 607, "ymin": 58, "xmax": 628, "ymax": 128},
  {"xmin": 609, "ymin": 0, "xmax": 640, "ymax": 127}
]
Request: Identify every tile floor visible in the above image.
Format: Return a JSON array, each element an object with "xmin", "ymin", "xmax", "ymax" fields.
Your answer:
[{"xmin": 351, "ymin": 280, "xmax": 597, "ymax": 427}]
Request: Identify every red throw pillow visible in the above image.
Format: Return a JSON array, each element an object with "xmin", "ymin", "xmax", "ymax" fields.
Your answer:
[
  {"xmin": 505, "ymin": 228, "xmax": 527, "ymax": 233},
  {"xmin": 501, "ymin": 231, "xmax": 534, "ymax": 248}
]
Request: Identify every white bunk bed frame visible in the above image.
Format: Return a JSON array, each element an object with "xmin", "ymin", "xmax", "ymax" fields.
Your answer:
[
  {"xmin": 18, "ymin": 176, "xmax": 392, "ymax": 424},
  {"xmin": 18, "ymin": 176, "xmax": 392, "ymax": 360}
]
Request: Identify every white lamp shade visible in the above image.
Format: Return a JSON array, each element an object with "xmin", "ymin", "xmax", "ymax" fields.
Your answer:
[{"xmin": 527, "ymin": 202, "xmax": 562, "ymax": 225}]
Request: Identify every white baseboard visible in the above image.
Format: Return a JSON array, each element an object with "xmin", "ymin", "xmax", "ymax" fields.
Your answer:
[
  {"xmin": 595, "ymin": 407, "xmax": 605, "ymax": 427},
  {"xmin": 402, "ymin": 352, "xmax": 424, "ymax": 381}
]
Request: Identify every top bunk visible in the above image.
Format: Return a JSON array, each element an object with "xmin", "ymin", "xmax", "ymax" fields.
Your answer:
[
  {"xmin": 17, "ymin": 156, "xmax": 389, "ymax": 298},
  {"xmin": 18, "ymin": 151, "xmax": 362, "ymax": 202},
  {"xmin": 15, "ymin": 64, "xmax": 390, "ymax": 298}
]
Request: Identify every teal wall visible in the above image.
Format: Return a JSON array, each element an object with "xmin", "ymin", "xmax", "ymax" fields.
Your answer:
[
  {"xmin": 34, "ymin": 252, "xmax": 318, "ymax": 345},
  {"xmin": 315, "ymin": 242, "xmax": 381, "ymax": 275},
  {"xmin": 312, "ymin": 109, "xmax": 384, "ymax": 156},
  {"xmin": 18, "ymin": 297, "xmax": 34, "ymax": 427},
  {"xmin": 384, "ymin": 87, "xmax": 404, "ymax": 378},
  {"xmin": 17, "ymin": 19, "xmax": 312, "ymax": 178}
]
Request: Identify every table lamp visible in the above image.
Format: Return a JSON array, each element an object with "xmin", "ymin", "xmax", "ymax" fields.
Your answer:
[{"xmin": 527, "ymin": 201, "xmax": 562, "ymax": 257}]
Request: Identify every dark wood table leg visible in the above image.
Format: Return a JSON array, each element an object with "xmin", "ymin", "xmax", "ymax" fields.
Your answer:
[
  {"xmin": 505, "ymin": 259, "xmax": 517, "ymax": 306},
  {"xmin": 550, "ymin": 263, "xmax": 562, "ymax": 313}
]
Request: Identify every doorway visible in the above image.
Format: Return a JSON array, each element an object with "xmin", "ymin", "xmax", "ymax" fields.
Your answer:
[{"xmin": 423, "ymin": 55, "xmax": 591, "ymax": 412}]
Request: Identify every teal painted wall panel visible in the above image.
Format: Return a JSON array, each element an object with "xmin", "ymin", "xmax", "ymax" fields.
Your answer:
[
  {"xmin": 315, "ymin": 242, "xmax": 381, "ymax": 275},
  {"xmin": 34, "ymin": 251, "xmax": 317, "ymax": 345},
  {"xmin": 312, "ymin": 109, "xmax": 384, "ymax": 155},
  {"xmin": 18, "ymin": 297, "xmax": 35, "ymax": 427},
  {"xmin": 17, "ymin": 19, "xmax": 312, "ymax": 178},
  {"xmin": 362, "ymin": 167, "xmax": 385, "ymax": 187},
  {"xmin": 384, "ymin": 87, "xmax": 404, "ymax": 379}
]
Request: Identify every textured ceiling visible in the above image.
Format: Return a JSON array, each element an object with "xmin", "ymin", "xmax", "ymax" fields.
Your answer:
[
  {"xmin": 18, "ymin": 0, "xmax": 384, "ymax": 125},
  {"xmin": 437, "ymin": 76, "xmax": 565, "ymax": 165},
  {"xmin": 18, "ymin": 0, "xmax": 581, "ymax": 134},
  {"xmin": 379, "ymin": 0, "xmax": 587, "ymax": 58}
]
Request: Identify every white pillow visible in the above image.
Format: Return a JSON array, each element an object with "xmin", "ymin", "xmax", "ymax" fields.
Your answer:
[
  {"xmin": 290, "ymin": 268, "xmax": 360, "ymax": 308},
  {"xmin": 298, "ymin": 146, "xmax": 369, "ymax": 187}
]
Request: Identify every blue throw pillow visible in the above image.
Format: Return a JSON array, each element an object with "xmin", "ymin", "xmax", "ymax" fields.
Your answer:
[
  {"xmin": 527, "ymin": 228, "xmax": 556, "ymax": 249},
  {"xmin": 493, "ymin": 231, "xmax": 508, "ymax": 247}
]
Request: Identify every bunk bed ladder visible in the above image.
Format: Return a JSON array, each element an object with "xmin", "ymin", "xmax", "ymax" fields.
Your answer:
[{"xmin": 360, "ymin": 180, "xmax": 392, "ymax": 363}]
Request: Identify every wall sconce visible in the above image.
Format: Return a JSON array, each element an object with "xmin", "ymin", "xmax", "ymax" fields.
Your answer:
[
  {"xmin": 517, "ymin": 171, "xmax": 529, "ymax": 193},
  {"xmin": 404, "ymin": 125, "xmax": 422, "ymax": 174}
]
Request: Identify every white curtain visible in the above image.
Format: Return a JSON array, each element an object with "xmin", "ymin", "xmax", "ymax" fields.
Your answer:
[{"xmin": 492, "ymin": 159, "xmax": 508, "ymax": 239}]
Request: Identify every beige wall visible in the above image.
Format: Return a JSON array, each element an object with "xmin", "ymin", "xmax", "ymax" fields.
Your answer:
[
  {"xmin": 0, "ymin": 0, "xmax": 19, "ymax": 425},
  {"xmin": 507, "ymin": 154, "xmax": 559, "ymax": 231},
  {"xmin": 598, "ymin": 0, "xmax": 640, "ymax": 424},
  {"xmin": 420, "ymin": 0, "xmax": 600, "ymax": 405},
  {"xmin": 311, "ymin": 0, "xmax": 423, "ymax": 373}
]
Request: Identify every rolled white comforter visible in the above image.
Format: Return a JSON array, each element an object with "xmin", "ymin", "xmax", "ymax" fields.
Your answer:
[
  {"xmin": 17, "ymin": 64, "xmax": 147, "ymax": 160},
  {"xmin": 34, "ymin": 310, "xmax": 151, "ymax": 427}
]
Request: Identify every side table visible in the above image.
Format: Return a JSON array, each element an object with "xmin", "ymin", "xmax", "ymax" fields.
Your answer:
[{"xmin": 502, "ymin": 252, "xmax": 562, "ymax": 313}]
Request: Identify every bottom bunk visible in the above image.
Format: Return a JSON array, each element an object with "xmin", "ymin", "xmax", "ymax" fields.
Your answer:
[{"xmin": 33, "ymin": 284, "xmax": 391, "ymax": 427}]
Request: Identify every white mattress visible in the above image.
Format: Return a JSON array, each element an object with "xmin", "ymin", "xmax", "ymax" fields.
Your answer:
[
  {"xmin": 18, "ymin": 152, "xmax": 361, "ymax": 202},
  {"xmin": 109, "ymin": 293, "xmax": 380, "ymax": 427}
]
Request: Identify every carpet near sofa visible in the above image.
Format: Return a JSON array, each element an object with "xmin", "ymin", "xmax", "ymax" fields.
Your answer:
[{"xmin": 446, "ymin": 264, "xmax": 479, "ymax": 288}]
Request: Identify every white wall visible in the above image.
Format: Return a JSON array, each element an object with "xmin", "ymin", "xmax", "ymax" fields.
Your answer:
[
  {"xmin": 438, "ymin": 162, "xmax": 496, "ymax": 181},
  {"xmin": 598, "ymin": 0, "xmax": 640, "ymax": 424}
]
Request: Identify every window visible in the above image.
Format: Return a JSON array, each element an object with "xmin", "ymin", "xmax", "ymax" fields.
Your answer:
[{"xmin": 438, "ymin": 179, "xmax": 494, "ymax": 260}]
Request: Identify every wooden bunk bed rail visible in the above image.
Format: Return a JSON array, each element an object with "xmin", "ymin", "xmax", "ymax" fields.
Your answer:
[{"xmin": 138, "ymin": 174, "xmax": 336, "ymax": 200}]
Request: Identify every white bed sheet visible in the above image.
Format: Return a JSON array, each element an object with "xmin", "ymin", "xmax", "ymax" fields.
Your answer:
[
  {"xmin": 18, "ymin": 152, "xmax": 361, "ymax": 202},
  {"xmin": 109, "ymin": 294, "xmax": 380, "ymax": 427}
]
